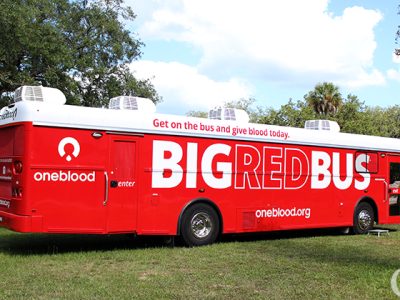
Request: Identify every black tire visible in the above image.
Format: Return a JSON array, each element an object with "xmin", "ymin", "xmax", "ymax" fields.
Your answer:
[
  {"xmin": 353, "ymin": 202, "xmax": 374, "ymax": 234},
  {"xmin": 180, "ymin": 203, "xmax": 220, "ymax": 246}
]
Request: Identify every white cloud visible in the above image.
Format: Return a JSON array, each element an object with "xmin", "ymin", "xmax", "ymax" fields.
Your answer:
[
  {"xmin": 387, "ymin": 52, "xmax": 400, "ymax": 82},
  {"xmin": 134, "ymin": 0, "xmax": 384, "ymax": 88},
  {"xmin": 393, "ymin": 52, "xmax": 400, "ymax": 64},
  {"xmin": 387, "ymin": 69, "xmax": 400, "ymax": 82},
  {"xmin": 130, "ymin": 60, "xmax": 252, "ymax": 114},
  {"xmin": 340, "ymin": 68, "xmax": 385, "ymax": 88}
]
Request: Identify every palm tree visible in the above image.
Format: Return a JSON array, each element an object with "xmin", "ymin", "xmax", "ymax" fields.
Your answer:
[{"xmin": 305, "ymin": 82, "xmax": 343, "ymax": 115}]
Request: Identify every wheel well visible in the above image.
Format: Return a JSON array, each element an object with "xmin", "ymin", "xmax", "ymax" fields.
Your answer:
[
  {"xmin": 356, "ymin": 197, "xmax": 378, "ymax": 224},
  {"xmin": 177, "ymin": 198, "xmax": 223, "ymax": 236}
]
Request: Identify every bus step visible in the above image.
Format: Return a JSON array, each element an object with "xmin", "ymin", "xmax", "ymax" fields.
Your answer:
[{"xmin": 368, "ymin": 229, "xmax": 389, "ymax": 237}]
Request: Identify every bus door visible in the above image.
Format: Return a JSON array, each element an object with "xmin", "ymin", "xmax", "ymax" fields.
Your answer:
[
  {"xmin": 105, "ymin": 135, "xmax": 139, "ymax": 232},
  {"xmin": 388, "ymin": 156, "xmax": 400, "ymax": 217}
]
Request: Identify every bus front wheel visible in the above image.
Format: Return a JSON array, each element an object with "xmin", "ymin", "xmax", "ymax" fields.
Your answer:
[
  {"xmin": 180, "ymin": 203, "xmax": 220, "ymax": 246},
  {"xmin": 353, "ymin": 202, "xmax": 374, "ymax": 234}
]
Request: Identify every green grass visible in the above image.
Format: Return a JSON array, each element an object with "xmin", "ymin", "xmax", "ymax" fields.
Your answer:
[{"xmin": 0, "ymin": 226, "xmax": 400, "ymax": 299}]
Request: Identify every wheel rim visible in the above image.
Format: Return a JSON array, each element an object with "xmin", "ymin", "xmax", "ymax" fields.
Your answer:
[
  {"xmin": 190, "ymin": 212, "xmax": 212, "ymax": 239},
  {"xmin": 358, "ymin": 209, "xmax": 372, "ymax": 231}
]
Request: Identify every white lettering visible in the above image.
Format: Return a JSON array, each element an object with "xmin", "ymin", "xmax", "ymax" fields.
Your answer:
[
  {"xmin": 186, "ymin": 143, "xmax": 198, "ymax": 188},
  {"xmin": 33, "ymin": 171, "xmax": 96, "ymax": 182},
  {"xmin": 311, "ymin": 151, "xmax": 331, "ymax": 189},
  {"xmin": 0, "ymin": 199, "xmax": 10, "ymax": 208},
  {"xmin": 255, "ymin": 207, "xmax": 311, "ymax": 219},
  {"xmin": 201, "ymin": 144, "xmax": 232, "ymax": 189},
  {"xmin": 332, "ymin": 153, "xmax": 353, "ymax": 190},
  {"xmin": 152, "ymin": 140, "xmax": 183, "ymax": 188},
  {"xmin": 43, "ymin": 172, "xmax": 51, "ymax": 181},
  {"xmin": 51, "ymin": 172, "xmax": 59, "ymax": 181},
  {"xmin": 34, "ymin": 172, "xmax": 42, "ymax": 181},
  {"xmin": 354, "ymin": 154, "xmax": 371, "ymax": 190},
  {"xmin": 150, "ymin": 140, "xmax": 372, "ymax": 191},
  {"xmin": 118, "ymin": 181, "xmax": 135, "ymax": 187}
]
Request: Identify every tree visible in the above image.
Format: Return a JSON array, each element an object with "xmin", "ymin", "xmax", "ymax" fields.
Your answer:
[
  {"xmin": 334, "ymin": 94, "xmax": 366, "ymax": 133},
  {"xmin": 304, "ymin": 82, "xmax": 343, "ymax": 115},
  {"xmin": 224, "ymin": 97, "xmax": 256, "ymax": 112},
  {"xmin": 256, "ymin": 99, "xmax": 316, "ymax": 127},
  {"xmin": 382, "ymin": 105, "xmax": 400, "ymax": 138},
  {"xmin": 0, "ymin": 0, "xmax": 161, "ymax": 107},
  {"xmin": 224, "ymin": 97, "xmax": 261, "ymax": 122},
  {"xmin": 184, "ymin": 85, "xmax": 400, "ymax": 139}
]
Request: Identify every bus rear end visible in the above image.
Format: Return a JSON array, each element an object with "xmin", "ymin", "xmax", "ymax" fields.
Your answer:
[{"xmin": 0, "ymin": 123, "xmax": 31, "ymax": 232}]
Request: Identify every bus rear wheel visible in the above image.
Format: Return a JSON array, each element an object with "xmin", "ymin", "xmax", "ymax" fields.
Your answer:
[
  {"xmin": 353, "ymin": 202, "xmax": 374, "ymax": 234},
  {"xmin": 180, "ymin": 203, "xmax": 219, "ymax": 247}
]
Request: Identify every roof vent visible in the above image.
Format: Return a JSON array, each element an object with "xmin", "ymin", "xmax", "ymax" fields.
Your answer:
[
  {"xmin": 304, "ymin": 120, "xmax": 340, "ymax": 132},
  {"xmin": 14, "ymin": 86, "xmax": 66, "ymax": 105},
  {"xmin": 208, "ymin": 107, "xmax": 249, "ymax": 123},
  {"xmin": 108, "ymin": 96, "xmax": 156, "ymax": 113}
]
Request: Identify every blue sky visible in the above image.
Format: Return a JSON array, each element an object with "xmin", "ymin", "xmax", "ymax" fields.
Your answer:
[{"xmin": 127, "ymin": 0, "xmax": 400, "ymax": 115}]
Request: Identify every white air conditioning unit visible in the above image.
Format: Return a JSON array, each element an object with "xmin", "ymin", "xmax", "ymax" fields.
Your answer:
[
  {"xmin": 108, "ymin": 96, "xmax": 156, "ymax": 113},
  {"xmin": 208, "ymin": 107, "xmax": 249, "ymax": 123},
  {"xmin": 304, "ymin": 120, "xmax": 340, "ymax": 132},
  {"xmin": 14, "ymin": 86, "xmax": 66, "ymax": 105}
]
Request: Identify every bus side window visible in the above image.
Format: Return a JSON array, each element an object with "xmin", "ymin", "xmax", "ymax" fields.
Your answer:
[
  {"xmin": 355, "ymin": 152, "xmax": 378, "ymax": 173},
  {"xmin": 389, "ymin": 162, "xmax": 400, "ymax": 217},
  {"xmin": 390, "ymin": 163, "xmax": 400, "ymax": 186}
]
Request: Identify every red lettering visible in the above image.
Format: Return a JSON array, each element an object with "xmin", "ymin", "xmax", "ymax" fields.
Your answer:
[
  {"xmin": 262, "ymin": 147, "xmax": 282, "ymax": 189},
  {"xmin": 234, "ymin": 145, "xmax": 261, "ymax": 189},
  {"xmin": 284, "ymin": 148, "xmax": 309, "ymax": 189}
]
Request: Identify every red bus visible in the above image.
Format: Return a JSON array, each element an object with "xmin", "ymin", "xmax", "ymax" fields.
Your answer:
[{"xmin": 0, "ymin": 86, "xmax": 400, "ymax": 246}]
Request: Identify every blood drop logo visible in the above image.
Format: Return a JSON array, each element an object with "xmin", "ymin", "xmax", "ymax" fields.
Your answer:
[{"xmin": 58, "ymin": 137, "xmax": 80, "ymax": 162}]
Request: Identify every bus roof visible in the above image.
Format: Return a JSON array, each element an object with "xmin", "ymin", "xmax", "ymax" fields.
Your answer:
[{"xmin": 1, "ymin": 100, "xmax": 400, "ymax": 153}]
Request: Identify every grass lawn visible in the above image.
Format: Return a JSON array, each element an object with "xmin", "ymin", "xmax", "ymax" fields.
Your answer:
[{"xmin": 0, "ymin": 226, "xmax": 399, "ymax": 299}]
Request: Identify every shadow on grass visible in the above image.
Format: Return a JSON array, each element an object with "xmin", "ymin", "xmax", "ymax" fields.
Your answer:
[
  {"xmin": 0, "ymin": 225, "xmax": 398, "ymax": 256},
  {"xmin": 224, "ymin": 225, "xmax": 400, "ymax": 271},
  {"xmin": 221, "ymin": 227, "xmax": 344, "ymax": 243},
  {"xmin": 221, "ymin": 225, "xmax": 398, "ymax": 243},
  {"xmin": 0, "ymin": 232, "xmax": 174, "ymax": 255}
]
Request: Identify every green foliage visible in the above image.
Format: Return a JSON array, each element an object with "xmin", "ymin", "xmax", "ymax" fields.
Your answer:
[
  {"xmin": 363, "ymin": 105, "xmax": 400, "ymax": 138},
  {"xmin": 304, "ymin": 82, "xmax": 343, "ymax": 115},
  {"xmin": 224, "ymin": 97, "xmax": 260, "ymax": 122},
  {"xmin": 256, "ymin": 99, "xmax": 316, "ymax": 127},
  {"xmin": 333, "ymin": 94, "xmax": 366, "ymax": 133},
  {"xmin": 0, "ymin": 226, "xmax": 400, "ymax": 298},
  {"xmin": 224, "ymin": 97, "xmax": 256, "ymax": 112},
  {"xmin": 0, "ymin": 0, "xmax": 160, "ymax": 107},
  {"xmin": 184, "ymin": 83, "xmax": 400, "ymax": 139},
  {"xmin": 331, "ymin": 94, "xmax": 400, "ymax": 137}
]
